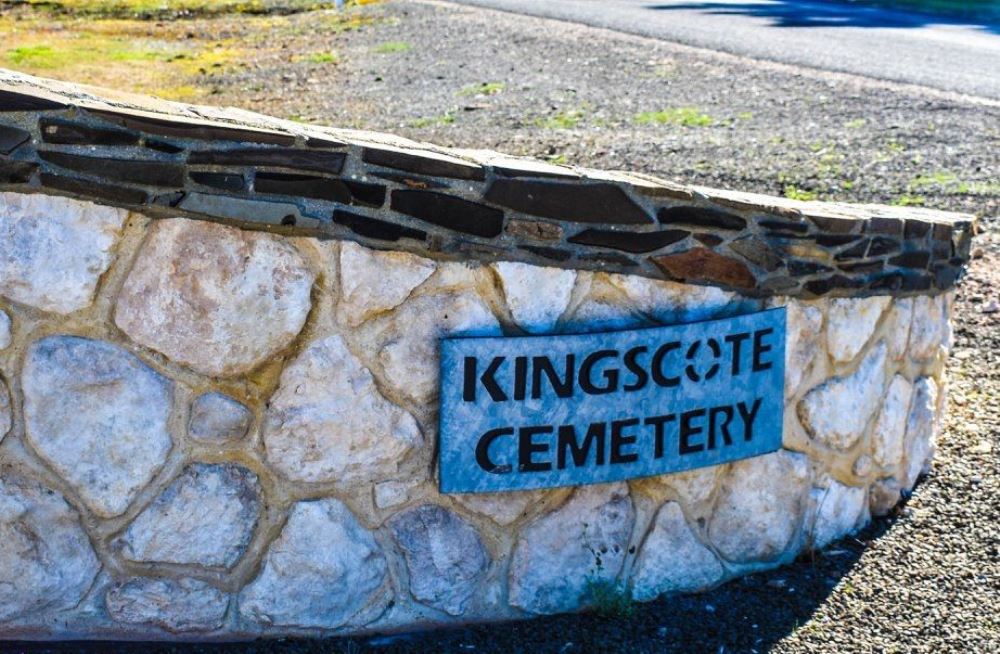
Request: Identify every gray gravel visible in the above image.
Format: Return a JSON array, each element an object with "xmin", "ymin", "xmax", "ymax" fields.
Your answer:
[{"xmin": 7, "ymin": 0, "xmax": 1000, "ymax": 652}]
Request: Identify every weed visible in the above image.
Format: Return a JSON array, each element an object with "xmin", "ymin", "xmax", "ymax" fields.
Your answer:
[
  {"xmin": 635, "ymin": 107, "xmax": 713, "ymax": 127},
  {"xmin": 536, "ymin": 109, "xmax": 585, "ymax": 130},
  {"xmin": 373, "ymin": 40, "xmax": 410, "ymax": 54},
  {"xmin": 408, "ymin": 111, "xmax": 455, "ymax": 128},
  {"xmin": 784, "ymin": 185, "xmax": 818, "ymax": 202},
  {"xmin": 844, "ymin": 118, "xmax": 866, "ymax": 129},
  {"xmin": 892, "ymin": 194, "xmax": 927, "ymax": 207},
  {"xmin": 303, "ymin": 51, "xmax": 339, "ymax": 64},
  {"xmin": 459, "ymin": 81, "xmax": 504, "ymax": 96}
]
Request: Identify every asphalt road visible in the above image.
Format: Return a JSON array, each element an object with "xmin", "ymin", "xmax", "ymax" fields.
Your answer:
[{"xmin": 445, "ymin": 0, "xmax": 1000, "ymax": 100}]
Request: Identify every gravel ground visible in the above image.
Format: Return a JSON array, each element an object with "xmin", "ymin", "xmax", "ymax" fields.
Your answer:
[{"xmin": 5, "ymin": 1, "xmax": 1000, "ymax": 652}]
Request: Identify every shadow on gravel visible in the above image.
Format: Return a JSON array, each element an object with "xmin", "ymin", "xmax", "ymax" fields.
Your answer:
[
  {"xmin": 4, "ymin": 500, "xmax": 917, "ymax": 654},
  {"xmin": 646, "ymin": 1, "xmax": 1000, "ymax": 34}
]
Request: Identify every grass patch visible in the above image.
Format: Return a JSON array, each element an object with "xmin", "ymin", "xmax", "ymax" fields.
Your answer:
[
  {"xmin": 536, "ymin": 109, "xmax": 585, "ymax": 130},
  {"xmin": 373, "ymin": 40, "xmax": 410, "ymax": 54},
  {"xmin": 892, "ymin": 193, "xmax": 927, "ymax": 206},
  {"xmin": 302, "ymin": 50, "xmax": 339, "ymax": 64},
  {"xmin": 784, "ymin": 185, "xmax": 818, "ymax": 201},
  {"xmin": 635, "ymin": 107, "xmax": 714, "ymax": 127},
  {"xmin": 6, "ymin": 0, "xmax": 352, "ymax": 20},
  {"xmin": 844, "ymin": 118, "xmax": 866, "ymax": 129},
  {"xmin": 408, "ymin": 111, "xmax": 455, "ymax": 128},
  {"xmin": 459, "ymin": 81, "xmax": 504, "ymax": 96}
]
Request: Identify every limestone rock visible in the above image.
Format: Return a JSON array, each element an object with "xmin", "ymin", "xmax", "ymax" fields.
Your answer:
[
  {"xmin": 377, "ymin": 292, "xmax": 501, "ymax": 404},
  {"xmin": 264, "ymin": 335, "xmax": 421, "ymax": 485},
  {"xmin": 869, "ymin": 477, "xmax": 903, "ymax": 517},
  {"xmin": 783, "ymin": 299, "xmax": 824, "ymax": 397},
  {"xmin": 492, "ymin": 261, "xmax": 575, "ymax": 333},
  {"xmin": 509, "ymin": 483, "xmax": 634, "ymax": 615},
  {"xmin": 885, "ymin": 298, "xmax": 913, "ymax": 361},
  {"xmin": 798, "ymin": 342, "xmax": 887, "ymax": 451},
  {"xmin": 0, "ymin": 472, "xmax": 101, "ymax": 622},
  {"xmin": 872, "ymin": 375, "xmax": 914, "ymax": 469},
  {"xmin": 810, "ymin": 480, "xmax": 868, "ymax": 549},
  {"xmin": 0, "ymin": 192, "xmax": 126, "ymax": 314},
  {"xmin": 0, "ymin": 309, "xmax": 10, "ymax": 349},
  {"xmin": 117, "ymin": 463, "xmax": 260, "ymax": 568},
  {"xmin": 826, "ymin": 297, "xmax": 890, "ymax": 363},
  {"xmin": 903, "ymin": 377, "xmax": 938, "ymax": 488},
  {"xmin": 338, "ymin": 241, "xmax": 435, "ymax": 327},
  {"xmin": 561, "ymin": 297, "xmax": 648, "ymax": 334},
  {"xmin": 607, "ymin": 274, "xmax": 736, "ymax": 324},
  {"xmin": 373, "ymin": 479, "xmax": 420, "ymax": 509},
  {"xmin": 908, "ymin": 295, "xmax": 946, "ymax": 361},
  {"xmin": 23, "ymin": 335, "xmax": 173, "ymax": 517},
  {"xmin": 0, "ymin": 377, "xmax": 10, "ymax": 443},
  {"xmin": 708, "ymin": 450, "xmax": 810, "ymax": 563},
  {"xmin": 239, "ymin": 498, "xmax": 387, "ymax": 629},
  {"xmin": 389, "ymin": 504, "xmax": 490, "ymax": 615},
  {"xmin": 632, "ymin": 502, "xmax": 724, "ymax": 601},
  {"xmin": 106, "ymin": 577, "xmax": 228, "ymax": 633},
  {"xmin": 454, "ymin": 490, "xmax": 545, "ymax": 526},
  {"xmin": 188, "ymin": 392, "xmax": 252, "ymax": 443},
  {"xmin": 631, "ymin": 466, "xmax": 721, "ymax": 507},
  {"xmin": 115, "ymin": 219, "xmax": 315, "ymax": 377}
]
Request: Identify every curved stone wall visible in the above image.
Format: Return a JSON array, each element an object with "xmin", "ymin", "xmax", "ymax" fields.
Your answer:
[{"xmin": 0, "ymin": 71, "xmax": 966, "ymax": 640}]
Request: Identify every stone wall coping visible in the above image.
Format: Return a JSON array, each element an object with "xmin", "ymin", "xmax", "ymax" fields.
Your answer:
[{"xmin": 0, "ymin": 69, "xmax": 976, "ymax": 298}]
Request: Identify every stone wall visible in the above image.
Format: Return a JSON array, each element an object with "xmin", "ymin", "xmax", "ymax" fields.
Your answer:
[{"xmin": 0, "ymin": 190, "xmax": 953, "ymax": 640}]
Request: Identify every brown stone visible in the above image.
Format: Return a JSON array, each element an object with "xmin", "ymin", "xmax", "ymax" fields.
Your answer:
[
  {"xmin": 505, "ymin": 219, "xmax": 564, "ymax": 241},
  {"xmin": 652, "ymin": 247, "xmax": 756, "ymax": 289}
]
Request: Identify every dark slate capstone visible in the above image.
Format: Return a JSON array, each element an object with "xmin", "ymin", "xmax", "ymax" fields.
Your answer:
[
  {"xmin": 370, "ymin": 171, "xmax": 451, "ymax": 189},
  {"xmin": 833, "ymin": 240, "xmax": 870, "ymax": 261},
  {"xmin": 788, "ymin": 260, "xmax": 833, "ymax": 276},
  {"xmin": 759, "ymin": 219, "xmax": 809, "ymax": 234},
  {"xmin": 567, "ymin": 228, "xmax": 688, "ymax": 253},
  {"xmin": 808, "ymin": 215, "xmax": 856, "ymax": 234},
  {"xmin": 153, "ymin": 191, "xmax": 186, "ymax": 207},
  {"xmin": 0, "ymin": 160, "xmax": 37, "ymax": 184},
  {"xmin": 306, "ymin": 136, "xmax": 348, "ymax": 149},
  {"xmin": 332, "ymin": 209, "xmax": 426, "ymax": 242},
  {"xmin": 345, "ymin": 180, "xmax": 386, "ymax": 207},
  {"xmin": 729, "ymin": 236, "xmax": 783, "ymax": 272},
  {"xmin": 694, "ymin": 233, "xmax": 725, "ymax": 247},
  {"xmin": 652, "ymin": 247, "xmax": 756, "ymax": 289},
  {"xmin": 392, "ymin": 190, "xmax": 504, "ymax": 238},
  {"xmin": 869, "ymin": 273, "xmax": 904, "ymax": 291},
  {"xmin": 521, "ymin": 245, "xmax": 574, "ymax": 261},
  {"xmin": 903, "ymin": 220, "xmax": 931, "ymax": 238},
  {"xmin": 805, "ymin": 275, "xmax": 861, "ymax": 296},
  {"xmin": 91, "ymin": 110, "xmax": 296, "ymax": 146},
  {"xmin": 39, "ymin": 118, "xmax": 137, "ymax": 146},
  {"xmin": 815, "ymin": 234, "xmax": 861, "ymax": 247},
  {"xmin": 0, "ymin": 90, "xmax": 66, "ymax": 112},
  {"xmin": 363, "ymin": 148, "xmax": 485, "ymax": 181},
  {"xmin": 867, "ymin": 236, "xmax": 901, "ymax": 257},
  {"xmin": 889, "ymin": 251, "xmax": 931, "ymax": 269},
  {"xmin": 658, "ymin": 206, "xmax": 746, "ymax": 230},
  {"xmin": 0, "ymin": 125, "xmax": 30, "ymax": 154},
  {"xmin": 838, "ymin": 260, "xmax": 884, "ymax": 274},
  {"xmin": 867, "ymin": 217, "xmax": 903, "ymax": 235},
  {"xmin": 145, "ymin": 139, "xmax": 185, "ymax": 154},
  {"xmin": 40, "ymin": 173, "xmax": 147, "ymax": 205},
  {"xmin": 484, "ymin": 179, "xmax": 651, "ymax": 225},
  {"xmin": 255, "ymin": 172, "xmax": 351, "ymax": 203},
  {"xmin": 190, "ymin": 171, "xmax": 245, "ymax": 192},
  {"xmin": 39, "ymin": 151, "xmax": 184, "ymax": 187},
  {"xmin": 189, "ymin": 149, "xmax": 346, "ymax": 175}
]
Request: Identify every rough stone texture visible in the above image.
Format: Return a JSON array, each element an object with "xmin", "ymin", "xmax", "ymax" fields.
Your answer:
[
  {"xmin": 509, "ymin": 483, "xmax": 635, "ymax": 615},
  {"xmin": 872, "ymin": 375, "xmax": 914, "ymax": 468},
  {"xmin": 708, "ymin": 450, "xmax": 810, "ymax": 563},
  {"xmin": 0, "ymin": 377, "xmax": 10, "ymax": 443},
  {"xmin": 22, "ymin": 336, "xmax": 173, "ymax": 517},
  {"xmin": 826, "ymin": 296, "xmax": 891, "ymax": 363},
  {"xmin": 454, "ymin": 490, "xmax": 545, "ymax": 526},
  {"xmin": 338, "ymin": 241, "xmax": 436, "ymax": 327},
  {"xmin": 903, "ymin": 377, "xmax": 939, "ymax": 488},
  {"xmin": 105, "ymin": 577, "xmax": 229, "ymax": 633},
  {"xmin": 798, "ymin": 343, "xmax": 888, "ymax": 451},
  {"xmin": 783, "ymin": 299, "xmax": 824, "ymax": 397},
  {"xmin": 377, "ymin": 292, "xmax": 501, "ymax": 404},
  {"xmin": 607, "ymin": 273, "xmax": 736, "ymax": 324},
  {"xmin": 908, "ymin": 295, "xmax": 946, "ymax": 361},
  {"xmin": 115, "ymin": 219, "xmax": 316, "ymax": 377},
  {"xmin": 809, "ymin": 480, "xmax": 868, "ymax": 549},
  {"xmin": 264, "ymin": 335, "xmax": 421, "ymax": 485},
  {"xmin": 188, "ymin": 392, "xmax": 252, "ymax": 443},
  {"xmin": 0, "ymin": 309, "xmax": 10, "ymax": 349},
  {"xmin": 116, "ymin": 463, "xmax": 261, "ymax": 568},
  {"xmin": 239, "ymin": 498, "xmax": 387, "ymax": 629},
  {"xmin": 0, "ymin": 192, "xmax": 126, "ymax": 314},
  {"xmin": 885, "ymin": 297, "xmax": 913, "ymax": 361},
  {"xmin": 388, "ymin": 504, "xmax": 490, "ymax": 616},
  {"xmin": 632, "ymin": 502, "xmax": 724, "ymax": 601},
  {"xmin": 0, "ymin": 472, "xmax": 101, "ymax": 623},
  {"xmin": 373, "ymin": 479, "xmax": 420, "ymax": 509},
  {"xmin": 492, "ymin": 261, "xmax": 576, "ymax": 333}
]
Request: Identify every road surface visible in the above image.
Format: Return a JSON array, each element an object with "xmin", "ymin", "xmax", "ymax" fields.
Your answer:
[{"xmin": 446, "ymin": 0, "xmax": 1000, "ymax": 100}]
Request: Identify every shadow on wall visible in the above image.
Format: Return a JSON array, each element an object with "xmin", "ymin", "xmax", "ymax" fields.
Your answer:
[
  {"xmin": 6, "ymin": 504, "xmax": 914, "ymax": 654},
  {"xmin": 645, "ymin": 0, "xmax": 1000, "ymax": 32}
]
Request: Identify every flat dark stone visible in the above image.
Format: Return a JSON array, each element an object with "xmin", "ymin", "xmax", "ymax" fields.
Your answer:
[
  {"xmin": 579, "ymin": 252, "xmax": 640, "ymax": 267},
  {"xmin": 0, "ymin": 160, "xmax": 37, "ymax": 184},
  {"xmin": 484, "ymin": 179, "xmax": 651, "ymax": 225},
  {"xmin": 804, "ymin": 275, "xmax": 859, "ymax": 296},
  {"xmin": 899, "ymin": 273, "xmax": 933, "ymax": 291},
  {"xmin": 729, "ymin": 236, "xmax": 783, "ymax": 272},
  {"xmin": 694, "ymin": 233, "xmax": 724, "ymax": 247},
  {"xmin": 932, "ymin": 223, "xmax": 951, "ymax": 241},
  {"xmin": 867, "ymin": 236, "xmax": 901, "ymax": 257},
  {"xmin": 808, "ymin": 215, "xmax": 857, "ymax": 234},
  {"xmin": 834, "ymin": 239, "xmax": 871, "ymax": 261},
  {"xmin": 903, "ymin": 220, "xmax": 932, "ymax": 238},
  {"xmin": 759, "ymin": 219, "xmax": 809, "ymax": 234},
  {"xmin": 867, "ymin": 217, "xmax": 903, "ymax": 235},
  {"xmin": 788, "ymin": 260, "xmax": 833, "ymax": 276},
  {"xmin": 932, "ymin": 239, "xmax": 952, "ymax": 260},
  {"xmin": 190, "ymin": 171, "xmax": 245, "ymax": 192},
  {"xmin": 40, "ymin": 173, "xmax": 147, "ymax": 205},
  {"xmin": 344, "ymin": 180, "xmax": 386, "ymax": 207},
  {"xmin": 0, "ymin": 125, "xmax": 30, "ymax": 154},
  {"xmin": 838, "ymin": 260, "xmax": 884, "ymax": 274},
  {"xmin": 869, "ymin": 273, "xmax": 904, "ymax": 292},
  {"xmin": 363, "ymin": 147, "xmax": 485, "ymax": 181},
  {"xmin": 145, "ymin": 139, "xmax": 185, "ymax": 154},
  {"xmin": 933, "ymin": 263, "xmax": 960, "ymax": 289},
  {"xmin": 652, "ymin": 247, "xmax": 756, "ymax": 289},
  {"xmin": 306, "ymin": 136, "xmax": 348, "ymax": 148},
  {"xmin": 0, "ymin": 90, "xmax": 66, "ymax": 112},
  {"xmin": 889, "ymin": 251, "xmax": 931, "ymax": 269},
  {"xmin": 91, "ymin": 110, "xmax": 296, "ymax": 146},
  {"xmin": 255, "ymin": 172, "xmax": 351, "ymax": 203},
  {"xmin": 371, "ymin": 171, "xmax": 451, "ymax": 189},
  {"xmin": 39, "ymin": 151, "xmax": 184, "ymax": 187},
  {"xmin": 658, "ymin": 206, "xmax": 746, "ymax": 230},
  {"xmin": 521, "ymin": 245, "xmax": 574, "ymax": 261},
  {"xmin": 39, "ymin": 118, "xmax": 137, "ymax": 146},
  {"xmin": 332, "ymin": 209, "xmax": 426, "ymax": 242},
  {"xmin": 153, "ymin": 191, "xmax": 186, "ymax": 207},
  {"xmin": 568, "ymin": 228, "xmax": 688, "ymax": 253},
  {"xmin": 815, "ymin": 234, "xmax": 861, "ymax": 247},
  {"xmin": 189, "ymin": 149, "xmax": 346, "ymax": 175},
  {"xmin": 391, "ymin": 190, "xmax": 504, "ymax": 238}
]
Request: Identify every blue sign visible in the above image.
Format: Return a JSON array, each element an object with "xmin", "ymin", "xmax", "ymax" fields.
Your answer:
[{"xmin": 438, "ymin": 307, "xmax": 786, "ymax": 494}]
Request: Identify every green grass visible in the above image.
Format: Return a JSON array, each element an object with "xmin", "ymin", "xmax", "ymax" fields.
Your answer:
[
  {"xmin": 10, "ymin": 0, "xmax": 346, "ymax": 19},
  {"xmin": 408, "ymin": 111, "xmax": 455, "ymax": 128},
  {"xmin": 6, "ymin": 41, "xmax": 162, "ymax": 69},
  {"xmin": 536, "ymin": 109, "xmax": 585, "ymax": 130},
  {"xmin": 303, "ymin": 51, "xmax": 339, "ymax": 64},
  {"xmin": 459, "ymin": 81, "xmax": 505, "ymax": 96},
  {"xmin": 844, "ymin": 118, "xmax": 866, "ymax": 129},
  {"xmin": 892, "ymin": 194, "xmax": 927, "ymax": 207},
  {"xmin": 635, "ymin": 107, "xmax": 714, "ymax": 127},
  {"xmin": 784, "ymin": 185, "xmax": 818, "ymax": 202},
  {"xmin": 373, "ymin": 40, "xmax": 410, "ymax": 54}
]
